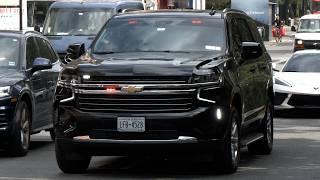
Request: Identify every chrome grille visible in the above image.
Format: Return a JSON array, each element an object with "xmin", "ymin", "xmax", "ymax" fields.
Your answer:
[
  {"xmin": 0, "ymin": 113, "xmax": 6, "ymax": 122},
  {"xmin": 82, "ymin": 76, "xmax": 189, "ymax": 84},
  {"xmin": 75, "ymin": 87, "xmax": 196, "ymax": 112}
]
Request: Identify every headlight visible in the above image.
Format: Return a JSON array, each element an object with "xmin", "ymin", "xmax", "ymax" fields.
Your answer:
[
  {"xmin": 58, "ymin": 74, "xmax": 79, "ymax": 84},
  {"xmin": 192, "ymin": 68, "xmax": 221, "ymax": 84},
  {"xmin": 296, "ymin": 39, "xmax": 303, "ymax": 45},
  {"xmin": 274, "ymin": 78, "xmax": 292, "ymax": 87},
  {"xmin": 0, "ymin": 86, "xmax": 10, "ymax": 97},
  {"xmin": 295, "ymin": 39, "xmax": 304, "ymax": 49}
]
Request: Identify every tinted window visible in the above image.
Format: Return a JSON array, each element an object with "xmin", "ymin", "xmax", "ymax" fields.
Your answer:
[
  {"xmin": 43, "ymin": 8, "xmax": 113, "ymax": 36},
  {"xmin": 93, "ymin": 17, "xmax": 226, "ymax": 54},
  {"xmin": 36, "ymin": 37, "xmax": 56, "ymax": 62},
  {"xmin": 26, "ymin": 37, "xmax": 39, "ymax": 69},
  {"xmin": 283, "ymin": 53, "xmax": 320, "ymax": 72},
  {"xmin": 237, "ymin": 18, "xmax": 254, "ymax": 42},
  {"xmin": 0, "ymin": 36, "xmax": 20, "ymax": 68},
  {"xmin": 230, "ymin": 18, "xmax": 242, "ymax": 55}
]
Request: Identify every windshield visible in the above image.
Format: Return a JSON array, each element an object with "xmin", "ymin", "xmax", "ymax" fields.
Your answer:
[
  {"xmin": 43, "ymin": 8, "xmax": 113, "ymax": 36},
  {"xmin": 92, "ymin": 17, "xmax": 226, "ymax": 54},
  {"xmin": 283, "ymin": 53, "xmax": 320, "ymax": 72},
  {"xmin": 0, "ymin": 36, "xmax": 20, "ymax": 68},
  {"xmin": 298, "ymin": 19, "xmax": 320, "ymax": 33}
]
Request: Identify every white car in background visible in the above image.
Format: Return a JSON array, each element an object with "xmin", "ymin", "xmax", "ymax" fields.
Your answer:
[
  {"xmin": 294, "ymin": 14, "xmax": 320, "ymax": 51},
  {"xmin": 274, "ymin": 50, "xmax": 320, "ymax": 110}
]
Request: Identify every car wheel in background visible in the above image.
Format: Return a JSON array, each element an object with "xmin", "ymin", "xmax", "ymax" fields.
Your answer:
[{"xmin": 7, "ymin": 101, "xmax": 31, "ymax": 156}]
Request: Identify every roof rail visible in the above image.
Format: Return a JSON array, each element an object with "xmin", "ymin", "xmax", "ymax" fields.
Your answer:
[{"xmin": 222, "ymin": 8, "xmax": 246, "ymax": 14}]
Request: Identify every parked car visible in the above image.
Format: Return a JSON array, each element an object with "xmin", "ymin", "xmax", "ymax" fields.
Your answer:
[
  {"xmin": 0, "ymin": 30, "xmax": 60, "ymax": 156},
  {"xmin": 42, "ymin": 0, "xmax": 144, "ymax": 61},
  {"xmin": 274, "ymin": 50, "xmax": 320, "ymax": 110},
  {"xmin": 294, "ymin": 14, "xmax": 320, "ymax": 51},
  {"xmin": 54, "ymin": 9, "xmax": 274, "ymax": 173}
]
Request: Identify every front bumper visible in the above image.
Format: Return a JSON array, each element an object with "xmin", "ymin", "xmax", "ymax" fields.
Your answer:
[
  {"xmin": 275, "ymin": 91, "xmax": 320, "ymax": 109},
  {"xmin": 57, "ymin": 135, "xmax": 224, "ymax": 156},
  {"xmin": 0, "ymin": 96, "xmax": 16, "ymax": 141},
  {"xmin": 56, "ymin": 105, "xmax": 230, "ymax": 155}
]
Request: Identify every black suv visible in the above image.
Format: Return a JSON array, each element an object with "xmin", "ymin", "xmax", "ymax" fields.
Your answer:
[
  {"xmin": 54, "ymin": 9, "xmax": 274, "ymax": 173},
  {"xmin": 0, "ymin": 31, "xmax": 60, "ymax": 156}
]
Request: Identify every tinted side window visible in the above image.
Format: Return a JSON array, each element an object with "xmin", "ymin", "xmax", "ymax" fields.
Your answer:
[
  {"xmin": 246, "ymin": 18, "xmax": 263, "ymax": 43},
  {"xmin": 237, "ymin": 18, "xmax": 254, "ymax": 42},
  {"xmin": 26, "ymin": 37, "xmax": 39, "ymax": 69},
  {"xmin": 230, "ymin": 18, "xmax": 242, "ymax": 56},
  {"xmin": 44, "ymin": 40, "xmax": 58, "ymax": 63},
  {"xmin": 35, "ymin": 37, "xmax": 55, "ymax": 62}
]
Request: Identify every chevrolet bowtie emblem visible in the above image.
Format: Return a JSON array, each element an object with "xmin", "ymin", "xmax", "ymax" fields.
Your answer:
[
  {"xmin": 121, "ymin": 85, "xmax": 144, "ymax": 93},
  {"xmin": 314, "ymin": 87, "xmax": 319, "ymax": 90}
]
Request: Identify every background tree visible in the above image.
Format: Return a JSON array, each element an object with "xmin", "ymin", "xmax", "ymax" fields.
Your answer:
[{"xmin": 205, "ymin": 0, "xmax": 230, "ymax": 10}]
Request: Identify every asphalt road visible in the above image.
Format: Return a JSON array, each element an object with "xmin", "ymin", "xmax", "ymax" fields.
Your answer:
[{"xmin": 1, "ymin": 40, "xmax": 319, "ymax": 180}]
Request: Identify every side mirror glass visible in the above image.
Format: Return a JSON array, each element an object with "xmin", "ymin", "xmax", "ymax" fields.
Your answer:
[
  {"xmin": 241, "ymin": 42, "xmax": 263, "ymax": 60},
  {"xmin": 34, "ymin": 25, "xmax": 40, "ymax": 32},
  {"xmin": 65, "ymin": 43, "xmax": 85, "ymax": 62},
  {"xmin": 32, "ymin": 58, "xmax": 52, "ymax": 72},
  {"xmin": 291, "ymin": 26, "xmax": 296, "ymax": 32},
  {"xmin": 272, "ymin": 63, "xmax": 279, "ymax": 72}
]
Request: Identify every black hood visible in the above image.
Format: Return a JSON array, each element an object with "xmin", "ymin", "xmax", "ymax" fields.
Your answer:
[
  {"xmin": 0, "ymin": 69, "xmax": 23, "ymax": 87},
  {"xmin": 64, "ymin": 52, "xmax": 226, "ymax": 78}
]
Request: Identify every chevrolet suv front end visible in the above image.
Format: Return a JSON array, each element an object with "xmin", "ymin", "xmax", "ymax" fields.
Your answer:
[{"xmin": 54, "ymin": 10, "xmax": 274, "ymax": 174}]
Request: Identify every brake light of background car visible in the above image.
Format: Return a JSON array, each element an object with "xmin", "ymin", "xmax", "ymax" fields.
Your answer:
[
  {"xmin": 192, "ymin": 19, "xmax": 202, "ymax": 24},
  {"xmin": 128, "ymin": 19, "xmax": 138, "ymax": 25}
]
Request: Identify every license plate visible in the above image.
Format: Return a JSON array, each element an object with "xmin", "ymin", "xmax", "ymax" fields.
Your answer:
[{"xmin": 117, "ymin": 117, "xmax": 145, "ymax": 132}]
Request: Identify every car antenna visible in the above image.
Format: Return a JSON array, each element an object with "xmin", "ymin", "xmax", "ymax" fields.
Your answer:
[{"xmin": 209, "ymin": 7, "xmax": 216, "ymax": 16}]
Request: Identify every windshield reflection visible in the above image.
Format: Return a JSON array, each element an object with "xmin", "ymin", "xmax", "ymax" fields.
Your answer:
[
  {"xmin": 43, "ymin": 8, "xmax": 113, "ymax": 36},
  {"xmin": 0, "ymin": 36, "xmax": 20, "ymax": 68}
]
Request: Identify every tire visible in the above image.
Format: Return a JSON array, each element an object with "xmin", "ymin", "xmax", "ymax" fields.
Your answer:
[
  {"xmin": 55, "ymin": 141, "xmax": 91, "ymax": 173},
  {"xmin": 7, "ymin": 101, "xmax": 31, "ymax": 156},
  {"xmin": 248, "ymin": 100, "xmax": 273, "ymax": 155},
  {"xmin": 214, "ymin": 107, "xmax": 240, "ymax": 173}
]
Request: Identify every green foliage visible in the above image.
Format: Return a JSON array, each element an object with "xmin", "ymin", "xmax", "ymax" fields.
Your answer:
[{"xmin": 206, "ymin": 0, "xmax": 230, "ymax": 10}]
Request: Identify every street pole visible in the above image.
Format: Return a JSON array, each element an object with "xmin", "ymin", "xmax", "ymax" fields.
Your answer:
[{"xmin": 19, "ymin": 0, "xmax": 22, "ymax": 30}]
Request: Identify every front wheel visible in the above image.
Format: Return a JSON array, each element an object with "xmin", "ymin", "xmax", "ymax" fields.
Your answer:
[
  {"xmin": 7, "ymin": 101, "xmax": 31, "ymax": 156},
  {"xmin": 55, "ymin": 141, "xmax": 91, "ymax": 173},
  {"xmin": 214, "ymin": 107, "xmax": 240, "ymax": 173}
]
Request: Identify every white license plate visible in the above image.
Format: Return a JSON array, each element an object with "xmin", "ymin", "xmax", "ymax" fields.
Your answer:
[{"xmin": 117, "ymin": 117, "xmax": 145, "ymax": 132}]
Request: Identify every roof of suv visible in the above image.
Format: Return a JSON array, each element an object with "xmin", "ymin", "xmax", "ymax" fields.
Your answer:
[
  {"xmin": 114, "ymin": 9, "xmax": 245, "ymax": 19},
  {"xmin": 301, "ymin": 14, "xmax": 320, "ymax": 19},
  {"xmin": 51, "ymin": 0, "xmax": 142, "ymax": 9}
]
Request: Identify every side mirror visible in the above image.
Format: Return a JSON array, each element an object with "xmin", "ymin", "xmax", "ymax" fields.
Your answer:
[
  {"xmin": 241, "ymin": 42, "xmax": 263, "ymax": 60},
  {"xmin": 272, "ymin": 63, "xmax": 279, "ymax": 72},
  {"xmin": 291, "ymin": 26, "xmax": 296, "ymax": 32},
  {"xmin": 34, "ymin": 25, "xmax": 41, "ymax": 32},
  {"xmin": 32, "ymin": 58, "xmax": 52, "ymax": 72},
  {"xmin": 122, "ymin": 9, "xmax": 139, "ymax": 13},
  {"xmin": 65, "ymin": 43, "xmax": 85, "ymax": 62}
]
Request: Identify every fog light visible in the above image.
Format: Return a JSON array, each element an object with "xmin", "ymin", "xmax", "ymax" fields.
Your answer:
[
  {"xmin": 216, "ymin": 108, "xmax": 222, "ymax": 120},
  {"xmin": 83, "ymin": 75, "xmax": 90, "ymax": 80}
]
